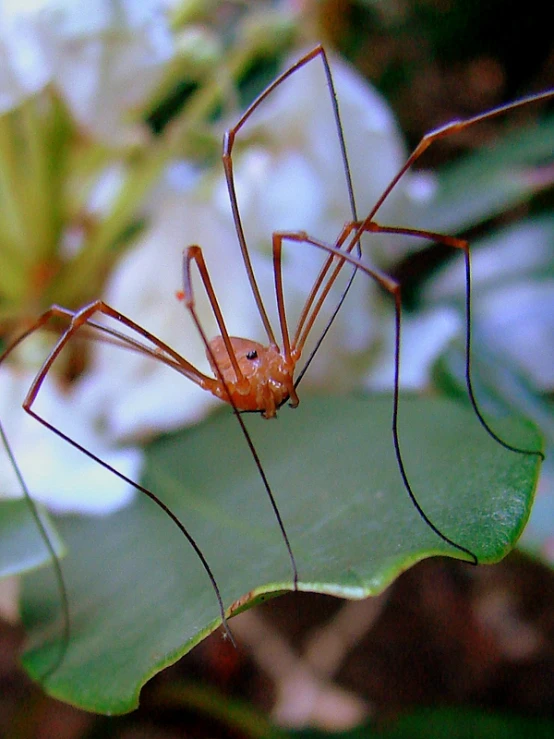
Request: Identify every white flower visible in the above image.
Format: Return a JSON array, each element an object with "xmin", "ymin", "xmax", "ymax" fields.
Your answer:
[
  {"xmin": 0, "ymin": 363, "xmax": 141, "ymax": 514},
  {"xmin": 425, "ymin": 217, "xmax": 554, "ymax": 390},
  {"xmin": 476, "ymin": 282, "xmax": 554, "ymax": 390},
  {"xmin": 365, "ymin": 306, "xmax": 462, "ymax": 391},
  {"xmin": 82, "ymin": 50, "xmax": 416, "ymax": 441},
  {"xmin": 0, "ymin": 0, "xmax": 176, "ymax": 142},
  {"xmin": 0, "ymin": 2, "xmax": 51, "ymax": 112}
]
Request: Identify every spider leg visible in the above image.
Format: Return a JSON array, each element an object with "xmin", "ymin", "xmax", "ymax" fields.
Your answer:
[
  {"xmin": 8, "ymin": 302, "xmax": 234, "ymax": 647},
  {"xmin": 355, "ymin": 88, "xmax": 554, "ymax": 232},
  {"xmin": 181, "ymin": 246, "xmax": 299, "ymax": 589},
  {"xmin": 0, "ymin": 307, "xmax": 85, "ymax": 680},
  {"xmin": 270, "ymin": 236, "xmax": 295, "ymax": 362},
  {"xmin": 356, "ymin": 221, "xmax": 546, "ymax": 460},
  {"xmin": 222, "ymin": 45, "xmax": 358, "ymax": 347},
  {"xmin": 266, "ymin": 230, "xmax": 480, "ymax": 564},
  {"xmin": 294, "ymin": 86, "xmax": 554, "ymax": 367},
  {"xmin": 293, "ymin": 222, "xmax": 355, "ymax": 351},
  {"xmin": 183, "ymin": 246, "xmax": 248, "ymax": 386}
]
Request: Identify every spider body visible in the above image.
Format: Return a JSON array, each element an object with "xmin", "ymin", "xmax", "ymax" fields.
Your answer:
[{"xmin": 206, "ymin": 336, "xmax": 299, "ymax": 418}]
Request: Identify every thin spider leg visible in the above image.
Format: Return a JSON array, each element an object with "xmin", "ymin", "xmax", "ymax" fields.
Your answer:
[
  {"xmin": 38, "ymin": 311, "xmax": 212, "ymax": 380},
  {"xmin": 1, "ymin": 305, "xmax": 199, "ymax": 681},
  {"xmin": 295, "ymin": 237, "xmax": 373, "ymax": 392},
  {"xmin": 1, "ymin": 306, "xmax": 76, "ymax": 362},
  {"xmin": 357, "ymin": 221, "xmax": 466, "ymax": 245},
  {"xmin": 294, "ymin": 227, "xmax": 371, "ymax": 358},
  {"xmin": 272, "ymin": 223, "xmax": 371, "ymax": 391},
  {"xmin": 354, "ymin": 221, "xmax": 545, "ymax": 460},
  {"xmin": 269, "ymin": 223, "xmax": 359, "ymax": 363},
  {"xmin": 274, "ymin": 228, "xmax": 376, "ymax": 361},
  {"xmin": 1, "ymin": 308, "xmax": 83, "ymax": 679},
  {"xmin": 352, "ymin": 88, "xmax": 554, "ymax": 241},
  {"xmin": 298, "ymin": 210, "xmax": 544, "ymax": 463},
  {"xmin": 75, "ymin": 321, "xmax": 192, "ymax": 374},
  {"xmin": 270, "ymin": 230, "xmax": 479, "ymax": 563},
  {"xmin": 222, "ymin": 45, "xmax": 358, "ymax": 346},
  {"xmin": 388, "ymin": 289, "xmax": 478, "ymax": 564},
  {"xmin": 74, "ymin": 300, "xmax": 218, "ymax": 389},
  {"xmin": 1, "ymin": 305, "xmax": 212, "ymax": 384},
  {"xmin": 270, "ymin": 235, "xmax": 294, "ymax": 365},
  {"xmin": 68, "ymin": 313, "xmax": 218, "ymax": 382},
  {"xmin": 182, "ymin": 246, "xmax": 246, "ymax": 386},
  {"xmin": 293, "ymin": 222, "xmax": 355, "ymax": 348},
  {"xmin": 294, "ymin": 220, "xmax": 375, "ymax": 387},
  {"xmin": 288, "ymin": 64, "xmax": 554, "ymax": 384},
  {"xmin": 18, "ymin": 301, "xmax": 234, "ymax": 644},
  {"xmin": 0, "ymin": 305, "xmax": 130, "ymax": 360},
  {"xmin": 462, "ymin": 248, "xmax": 545, "ymax": 460},
  {"xmin": 270, "ymin": 232, "xmax": 298, "ymax": 407},
  {"xmin": 0, "ymin": 421, "xmax": 70, "ymax": 681},
  {"xmin": 180, "ymin": 247, "xmax": 298, "ymax": 589}
]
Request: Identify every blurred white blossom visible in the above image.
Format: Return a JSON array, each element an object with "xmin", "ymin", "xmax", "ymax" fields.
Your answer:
[
  {"xmin": 0, "ymin": 0, "xmax": 183, "ymax": 517},
  {"xmin": 0, "ymin": 0, "xmax": 176, "ymax": 142},
  {"xmin": 0, "ymin": 3, "xmax": 51, "ymax": 111},
  {"xmin": 476, "ymin": 282, "xmax": 554, "ymax": 390},
  {"xmin": 0, "ymin": 364, "xmax": 141, "ymax": 513},
  {"xmin": 365, "ymin": 307, "xmax": 462, "ymax": 391},
  {"xmin": 425, "ymin": 217, "xmax": 554, "ymax": 390}
]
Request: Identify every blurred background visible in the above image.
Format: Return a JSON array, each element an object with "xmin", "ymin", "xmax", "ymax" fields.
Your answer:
[{"xmin": 1, "ymin": 0, "xmax": 553, "ymax": 736}]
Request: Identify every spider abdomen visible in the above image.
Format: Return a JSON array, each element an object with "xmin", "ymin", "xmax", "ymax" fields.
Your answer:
[{"xmin": 207, "ymin": 336, "xmax": 295, "ymax": 417}]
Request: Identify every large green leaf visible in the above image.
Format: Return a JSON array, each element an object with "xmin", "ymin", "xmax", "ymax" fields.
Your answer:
[{"xmin": 20, "ymin": 394, "xmax": 541, "ymax": 714}]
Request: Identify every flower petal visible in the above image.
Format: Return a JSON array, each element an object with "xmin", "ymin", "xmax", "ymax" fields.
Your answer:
[
  {"xmin": 0, "ymin": 366, "xmax": 140, "ymax": 514},
  {"xmin": 0, "ymin": 5, "xmax": 52, "ymax": 112}
]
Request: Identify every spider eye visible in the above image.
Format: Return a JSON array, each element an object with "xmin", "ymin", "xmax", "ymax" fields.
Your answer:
[{"xmin": 246, "ymin": 350, "xmax": 258, "ymax": 360}]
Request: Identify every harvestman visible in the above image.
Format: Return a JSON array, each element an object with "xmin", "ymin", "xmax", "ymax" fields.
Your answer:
[{"xmin": 0, "ymin": 46, "xmax": 549, "ymax": 680}]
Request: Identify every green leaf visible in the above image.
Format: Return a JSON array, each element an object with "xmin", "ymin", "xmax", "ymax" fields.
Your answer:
[
  {"xmin": 0, "ymin": 499, "xmax": 65, "ymax": 579},
  {"xmin": 20, "ymin": 395, "xmax": 541, "ymax": 714},
  {"xmin": 433, "ymin": 342, "xmax": 554, "ymax": 563},
  {"xmin": 434, "ymin": 341, "xmax": 554, "ymax": 441},
  {"xmin": 150, "ymin": 680, "xmax": 288, "ymax": 739}
]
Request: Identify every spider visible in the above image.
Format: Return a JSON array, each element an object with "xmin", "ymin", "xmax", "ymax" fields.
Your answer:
[{"xmin": 0, "ymin": 45, "xmax": 548, "ymax": 684}]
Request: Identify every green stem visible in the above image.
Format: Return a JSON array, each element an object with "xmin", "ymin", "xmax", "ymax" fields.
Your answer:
[
  {"xmin": 153, "ymin": 681, "xmax": 287, "ymax": 739},
  {"xmin": 0, "ymin": 113, "xmax": 28, "ymax": 252},
  {"xmin": 0, "ymin": 114, "xmax": 32, "ymax": 307},
  {"xmin": 19, "ymin": 95, "xmax": 59, "ymax": 261}
]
